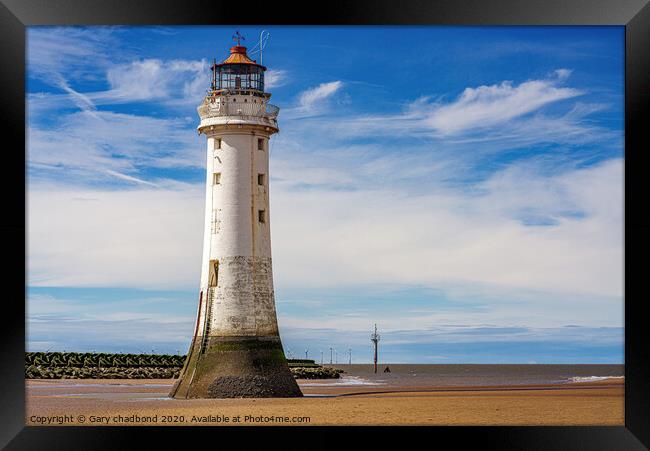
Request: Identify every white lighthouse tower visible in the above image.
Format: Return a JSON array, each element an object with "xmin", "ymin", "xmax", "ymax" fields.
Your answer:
[{"xmin": 171, "ymin": 33, "xmax": 301, "ymax": 398}]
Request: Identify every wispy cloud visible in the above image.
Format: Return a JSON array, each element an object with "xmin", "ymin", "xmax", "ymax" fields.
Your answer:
[
  {"xmin": 423, "ymin": 72, "xmax": 582, "ymax": 134},
  {"xmin": 283, "ymin": 81, "xmax": 344, "ymax": 118},
  {"xmin": 265, "ymin": 69, "xmax": 288, "ymax": 89},
  {"xmin": 28, "ymin": 109, "xmax": 203, "ymax": 184},
  {"xmin": 297, "ymin": 71, "xmax": 597, "ymax": 151},
  {"xmin": 29, "ymin": 27, "xmax": 208, "ymax": 110},
  {"xmin": 28, "ymin": 157, "xmax": 623, "ymax": 305},
  {"xmin": 95, "ymin": 58, "xmax": 209, "ymax": 105},
  {"xmin": 28, "ymin": 185, "xmax": 204, "ymax": 289},
  {"xmin": 555, "ymin": 68, "xmax": 573, "ymax": 79},
  {"xmin": 105, "ymin": 169, "xmax": 160, "ymax": 187},
  {"xmin": 27, "ymin": 27, "xmax": 118, "ymax": 81},
  {"xmin": 50, "ymin": 74, "xmax": 100, "ymax": 118},
  {"xmin": 299, "ymin": 81, "xmax": 343, "ymax": 109},
  {"xmin": 273, "ymin": 157, "xmax": 623, "ymax": 299}
]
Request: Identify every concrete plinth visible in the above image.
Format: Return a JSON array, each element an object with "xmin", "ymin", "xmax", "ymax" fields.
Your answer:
[{"xmin": 170, "ymin": 337, "xmax": 302, "ymax": 398}]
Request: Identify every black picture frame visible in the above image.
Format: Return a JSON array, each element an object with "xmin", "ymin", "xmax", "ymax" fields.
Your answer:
[{"xmin": 1, "ymin": 0, "xmax": 648, "ymax": 448}]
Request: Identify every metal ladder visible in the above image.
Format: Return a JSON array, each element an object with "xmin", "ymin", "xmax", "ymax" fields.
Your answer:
[{"xmin": 200, "ymin": 288, "xmax": 213, "ymax": 354}]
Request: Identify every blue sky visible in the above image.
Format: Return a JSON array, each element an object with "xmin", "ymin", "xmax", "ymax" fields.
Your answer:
[{"xmin": 26, "ymin": 26, "xmax": 624, "ymax": 363}]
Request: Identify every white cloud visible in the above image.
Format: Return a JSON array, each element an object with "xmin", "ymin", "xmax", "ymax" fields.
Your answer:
[
  {"xmin": 27, "ymin": 185, "xmax": 204, "ymax": 289},
  {"xmin": 28, "ymin": 27, "xmax": 208, "ymax": 108},
  {"xmin": 282, "ymin": 81, "xmax": 344, "ymax": 118},
  {"xmin": 104, "ymin": 169, "xmax": 160, "ymax": 187},
  {"xmin": 269, "ymin": 157, "xmax": 623, "ymax": 301},
  {"xmin": 27, "ymin": 27, "xmax": 118, "ymax": 81},
  {"xmin": 265, "ymin": 69, "xmax": 288, "ymax": 89},
  {"xmin": 424, "ymin": 75, "xmax": 582, "ymax": 134},
  {"xmin": 51, "ymin": 74, "xmax": 98, "ymax": 115},
  {"xmin": 299, "ymin": 81, "xmax": 343, "ymax": 108},
  {"xmin": 27, "ymin": 157, "xmax": 623, "ymax": 317},
  {"xmin": 300, "ymin": 72, "xmax": 598, "ymax": 151},
  {"xmin": 97, "ymin": 58, "xmax": 209, "ymax": 104},
  {"xmin": 105, "ymin": 59, "xmax": 170, "ymax": 101},
  {"xmin": 28, "ymin": 109, "xmax": 204, "ymax": 182}
]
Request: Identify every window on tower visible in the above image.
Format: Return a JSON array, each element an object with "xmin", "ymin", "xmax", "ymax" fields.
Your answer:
[
  {"xmin": 258, "ymin": 173, "xmax": 265, "ymax": 186},
  {"xmin": 257, "ymin": 138, "xmax": 264, "ymax": 150},
  {"xmin": 258, "ymin": 210, "xmax": 266, "ymax": 223},
  {"xmin": 213, "ymin": 173, "xmax": 221, "ymax": 185},
  {"xmin": 214, "ymin": 138, "xmax": 221, "ymax": 150}
]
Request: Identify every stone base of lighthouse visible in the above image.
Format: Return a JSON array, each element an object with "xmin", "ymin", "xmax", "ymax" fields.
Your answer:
[{"xmin": 170, "ymin": 336, "xmax": 302, "ymax": 398}]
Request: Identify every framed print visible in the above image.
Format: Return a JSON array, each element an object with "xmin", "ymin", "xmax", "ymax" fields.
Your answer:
[{"xmin": 1, "ymin": 0, "xmax": 648, "ymax": 448}]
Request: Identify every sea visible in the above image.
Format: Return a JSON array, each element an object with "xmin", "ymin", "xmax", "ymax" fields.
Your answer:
[{"xmin": 306, "ymin": 364, "xmax": 624, "ymax": 388}]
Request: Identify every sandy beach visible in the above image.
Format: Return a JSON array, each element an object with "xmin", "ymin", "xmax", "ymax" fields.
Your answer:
[{"xmin": 26, "ymin": 376, "xmax": 623, "ymax": 426}]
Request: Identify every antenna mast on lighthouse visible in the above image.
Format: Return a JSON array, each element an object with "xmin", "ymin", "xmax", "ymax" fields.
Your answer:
[
  {"xmin": 259, "ymin": 30, "xmax": 270, "ymax": 65},
  {"xmin": 371, "ymin": 324, "xmax": 380, "ymax": 374}
]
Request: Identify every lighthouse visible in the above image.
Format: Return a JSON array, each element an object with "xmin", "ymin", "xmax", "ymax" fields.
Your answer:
[{"xmin": 171, "ymin": 33, "xmax": 302, "ymax": 398}]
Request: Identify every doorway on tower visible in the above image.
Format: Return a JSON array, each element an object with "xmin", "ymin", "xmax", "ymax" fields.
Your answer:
[{"xmin": 208, "ymin": 259, "xmax": 219, "ymax": 287}]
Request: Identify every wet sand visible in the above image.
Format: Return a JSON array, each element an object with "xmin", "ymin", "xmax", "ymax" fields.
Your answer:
[{"xmin": 26, "ymin": 377, "xmax": 624, "ymax": 426}]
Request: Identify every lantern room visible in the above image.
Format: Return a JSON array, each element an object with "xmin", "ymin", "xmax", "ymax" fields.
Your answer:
[{"xmin": 211, "ymin": 44, "xmax": 266, "ymax": 95}]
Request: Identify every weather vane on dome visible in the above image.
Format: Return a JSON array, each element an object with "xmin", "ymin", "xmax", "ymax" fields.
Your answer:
[{"xmin": 232, "ymin": 31, "xmax": 245, "ymax": 46}]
